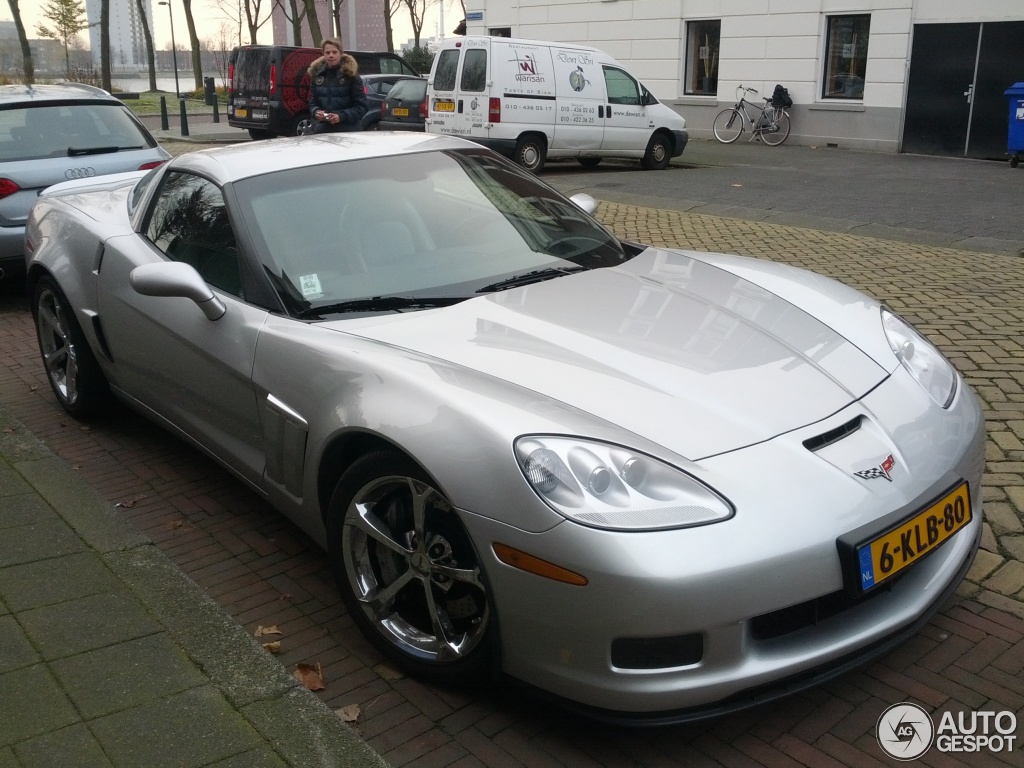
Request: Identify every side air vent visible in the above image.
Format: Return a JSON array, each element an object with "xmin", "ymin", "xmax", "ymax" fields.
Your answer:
[{"xmin": 803, "ymin": 416, "xmax": 863, "ymax": 452}]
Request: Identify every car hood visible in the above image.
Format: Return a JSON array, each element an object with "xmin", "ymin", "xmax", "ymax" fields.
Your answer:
[{"xmin": 333, "ymin": 248, "xmax": 890, "ymax": 459}]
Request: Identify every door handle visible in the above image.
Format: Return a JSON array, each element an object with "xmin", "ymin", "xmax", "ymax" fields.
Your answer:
[{"xmin": 964, "ymin": 84, "xmax": 973, "ymax": 104}]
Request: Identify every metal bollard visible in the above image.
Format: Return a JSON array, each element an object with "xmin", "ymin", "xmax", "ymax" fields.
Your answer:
[
  {"xmin": 179, "ymin": 97, "xmax": 189, "ymax": 137},
  {"xmin": 212, "ymin": 98, "xmax": 219, "ymax": 123},
  {"xmin": 160, "ymin": 96, "xmax": 168, "ymax": 131}
]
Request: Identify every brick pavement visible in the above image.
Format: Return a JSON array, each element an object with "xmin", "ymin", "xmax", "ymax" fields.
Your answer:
[{"xmin": 1, "ymin": 204, "xmax": 1023, "ymax": 767}]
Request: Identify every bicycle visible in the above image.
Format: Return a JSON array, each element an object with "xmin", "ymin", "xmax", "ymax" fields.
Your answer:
[{"xmin": 712, "ymin": 86, "xmax": 791, "ymax": 146}]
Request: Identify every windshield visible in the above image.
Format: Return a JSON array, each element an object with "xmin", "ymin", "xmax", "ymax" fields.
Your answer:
[
  {"xmin": 234, "ymin": 149, "xmax": 629, "ymax": 317},
  {"xmin": 0, "ymin": 102, "xmax": 154, "ymax": 162}
]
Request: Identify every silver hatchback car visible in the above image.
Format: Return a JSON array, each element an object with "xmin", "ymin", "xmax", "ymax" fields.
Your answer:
[{"xmin": 0, "ymin": 82, "xmax": 170, "ymax": 283}]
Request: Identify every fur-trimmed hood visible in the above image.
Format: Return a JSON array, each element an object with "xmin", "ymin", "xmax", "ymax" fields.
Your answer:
[{"xmin": 308, "ymin": 53, "xmax": 358, "ymax": 78}]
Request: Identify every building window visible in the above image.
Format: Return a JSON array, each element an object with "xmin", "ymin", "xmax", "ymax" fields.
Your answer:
[
  {"xmin": 685, "ymin": 20, "xmax": 720, "ymax": 96},
  {"xmin": 823, "ymin": 15, "xmax": 870, "ymax": 99}
]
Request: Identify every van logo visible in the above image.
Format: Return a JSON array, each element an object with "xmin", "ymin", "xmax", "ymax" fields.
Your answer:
[
  {"xmin": 470, "ymin": 98, "xmax": 479, "ymax": 110},
  {"xmin": 569, "ymin": 66, "xmax": 589, "ymax": 92},
  {"xmin": 511, "ymin": 53, "xmax": 546, "ymax": 83}
]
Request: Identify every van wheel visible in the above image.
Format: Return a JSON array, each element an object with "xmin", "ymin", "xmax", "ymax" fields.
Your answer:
[
  {"xmin": 641, "ymin": 133, "xmax": 672, "ymax": 170},
  {"xmin": 577, "ymin": 157, "xmax": 601, "ymax": 168},
  {"xmin": 514, "ymin": 136, "xmax": 546, "ymax": 173},
  {"xmin": 294, "ymin": 114, "xmax": 314, "ymax": 136},
  {"xmin": 248, "ymin": 128, "xmax": 274, "ymax": 141}
]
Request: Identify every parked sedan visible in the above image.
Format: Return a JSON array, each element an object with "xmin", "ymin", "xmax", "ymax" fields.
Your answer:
[
  {"xmin": 0, "ymin": 83, "xmax": 169, "ymax": 284},
  {"xmin": 24, "ymin": 133, "xmax": 983, "ymax": 723},
  {"xmin": 378, "ymin": 78, "xmax": 427, "ymax": 131},
  {"xmin": 359, "ymin": 74, "xmax": 425, "ymax": 131}
]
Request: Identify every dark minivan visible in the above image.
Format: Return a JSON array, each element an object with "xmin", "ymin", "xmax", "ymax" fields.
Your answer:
[{"xmin": 228, "ymin": 45, "xmax": 418, "ymax": 139}]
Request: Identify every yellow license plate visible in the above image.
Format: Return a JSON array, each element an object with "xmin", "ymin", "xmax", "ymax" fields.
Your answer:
[
  {"xmin": 434, "ymin": 100, "xmax": 455, "ymax": 113},
  {"xmin": 235, "ymin": 108, "xmax": 248, "ymax": 118},
  {"xmin": 392, "ymin": 108, "xmax": 409, "ymax": 117},
  {"xmin": 857, "ymin": 482, "xmax": 971, "ymax": 591}
]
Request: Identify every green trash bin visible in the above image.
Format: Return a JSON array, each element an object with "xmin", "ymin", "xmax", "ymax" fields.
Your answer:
[{"xmin": 1005, "ymin": 82, "xmax": 1024, "ymax": 168}]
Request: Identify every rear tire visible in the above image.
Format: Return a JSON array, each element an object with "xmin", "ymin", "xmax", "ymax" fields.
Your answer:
[
  {"xmin": 712, "ymin": 108, "xmax": 743, "ymax": 144},
  {"xmin": 513, "ymin": 135, "xmax": 547, "ymax": 173},
  {"xmin": 32, "ymin": 276, "xmax": 110, "ymax": 418},
  {"xmin": 577, "ymin": 157, "xmax": 602, "ymax": 168},
  {"xmin": 641, "ymin": 133, "xmax": 671, "ymax": 170},
  {"xmin": 247, "ymin": 128, "xmax": 274, "ymax": 140},
  {"xmin": 761, "ymin": 111, "xmax": 791, "ymax": 146},
  {"xmin": 293, "ymin": 114, "xmax": 314, "ymax": 136}
]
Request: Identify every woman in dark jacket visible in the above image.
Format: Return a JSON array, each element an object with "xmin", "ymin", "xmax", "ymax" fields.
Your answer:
[{"xmin": 308, "ymin": 38, "xmax": 368, "ymax": 133}]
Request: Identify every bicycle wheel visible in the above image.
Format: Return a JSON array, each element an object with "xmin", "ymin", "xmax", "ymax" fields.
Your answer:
[
  {"xmin": 712, "ymin": 108, "xmax": 744, "ymax": 144},
  {"xmin": 761, "ymin": 110, "xmax": 791, "ymax": 146}
]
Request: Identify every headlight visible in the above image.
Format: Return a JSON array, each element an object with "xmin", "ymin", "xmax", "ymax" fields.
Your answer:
[
  {"xmin": 882, "ymin": 308, "xmax": 957, "ymax": 408},
  {"xmin": 514, "ymin": 436, "xmax": 733, "ymax": 531}
]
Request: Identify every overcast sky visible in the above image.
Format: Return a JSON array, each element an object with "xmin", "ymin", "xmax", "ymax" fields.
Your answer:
[{"xmin": 1, "ymin": 0, "xmax": 450, "ymax": 52}]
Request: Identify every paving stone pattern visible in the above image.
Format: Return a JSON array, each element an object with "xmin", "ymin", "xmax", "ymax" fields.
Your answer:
[{"xmin": 1, "ymin": 205, "xmax": 1022, "ymax": 768}]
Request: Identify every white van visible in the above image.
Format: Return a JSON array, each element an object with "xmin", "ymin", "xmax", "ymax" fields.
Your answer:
[{"xmin": 426, "ymin": 36, "xmax": 688, "ymax": 172}]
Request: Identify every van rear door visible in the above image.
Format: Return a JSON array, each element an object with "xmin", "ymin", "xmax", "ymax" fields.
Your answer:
[{"xmin": 230, "ymin": 47, "xmax": 272, "ymax": 129}]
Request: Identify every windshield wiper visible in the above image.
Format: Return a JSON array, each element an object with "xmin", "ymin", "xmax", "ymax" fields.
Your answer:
[
  {"xmin": 476, "ymin": 266, "xmax": 585, "ymax": 294},
  {"xmin": 295, "ymin": 296, "xmax": 465, "ymax": 318},
  {"xmin": 68, "ymin": 146, "xmax": 121, "ymax": 156}
]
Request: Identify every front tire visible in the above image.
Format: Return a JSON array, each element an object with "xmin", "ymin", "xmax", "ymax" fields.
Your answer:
[
  {"xmin": 32, "ymin": 276, "xmax": 110, "ymax": 417},
  {"xmin": 641, "ymin": 132, "xmax": 672, "ymax": 170},
  {"xmin": 713, "ymin": 108, "xmax": 743, "ymax": 144},
  {"xmin": 761, "ymin": 110, "xmax": 791, "ymax": 146},
  {"xmin": 326, "ymin": 450, "xmax": 493, "ymax": 684},
  {"xmin": 513, "ymin": 135, "xmax": 547, "ymax": 173}
]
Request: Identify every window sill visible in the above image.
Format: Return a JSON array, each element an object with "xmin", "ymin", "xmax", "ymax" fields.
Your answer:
[
  {"xmin": 671, "ymin": 96, "xmax": 720, "ymax": 106},
  {"xmin": 808, "ymin": 102, "xmax": 866, "ymax": 112}
]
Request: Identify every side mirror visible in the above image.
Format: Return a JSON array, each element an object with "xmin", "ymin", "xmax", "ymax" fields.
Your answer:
[
  {"xmin": 641, "ymin": 89, "xmax": 652, "ymax": 106},
  {"xmin": 130, "ymin": 261, "xmax": 226, "ymax": 320},
  {"xmin": 569, "ymin": 193, "xmax": 598, "ymax": 215}
]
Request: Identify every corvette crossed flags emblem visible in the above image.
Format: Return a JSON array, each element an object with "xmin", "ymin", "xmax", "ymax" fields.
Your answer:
[{"xmin": 854, "ymin": 454, "xmax": 895, "ymax": 482}]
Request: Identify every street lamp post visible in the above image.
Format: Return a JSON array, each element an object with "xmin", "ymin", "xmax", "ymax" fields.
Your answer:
[{"xmin": 158, "ymin": 1, "xmax": 180, "ymax": 98}]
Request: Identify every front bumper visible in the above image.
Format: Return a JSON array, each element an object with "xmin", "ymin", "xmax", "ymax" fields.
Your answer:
[
  {"xmin": 459, "ymin": 367, "xmax": 985, "ymax": 717},
  {"xmin": 671, "ymin": 129, "xmax": 689, "ymax": 158}
]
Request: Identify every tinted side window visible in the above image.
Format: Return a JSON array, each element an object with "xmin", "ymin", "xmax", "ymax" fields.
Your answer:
[
  {"xmin": 460, "ymin": 49, "xmax": 487, "ymax": 92},
  {"xmin": 433, "ymin": 49, "xmax": 460, "ymax": 91},
  {"xmin": 604, "ymin": 67, "xmax": 641, "ymax": 105},
  {"xmin": 146, "ymin": 172, "xmax": 243, "ymax": 298}
]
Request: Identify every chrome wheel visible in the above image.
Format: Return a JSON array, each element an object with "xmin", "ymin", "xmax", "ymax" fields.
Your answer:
[
  {"xmin": 35, "ymin": 284, "xmax": 80, "ymax": 406},
  {"xmin": 341, "ymin": 472, "xmax": 490, "ymax": 665}
]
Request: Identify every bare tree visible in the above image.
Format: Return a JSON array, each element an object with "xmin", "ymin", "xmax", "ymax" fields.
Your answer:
[
  {"xmin": 383, "ymin": 0, "xmax": 394, "ymax": 52},
  {"xmin": 180, "ymin": 0, "xmax": 205, "ymax": 89},
  {"xmin": 36, "ymin": 0, "xmax": 91, "ymax": 77},
  {"xmin": 135, "ymin": 0, "xmax": 158, "ymax": 90},
  {"xmin": 398, "ymin": 0, "xmax": 434, "ymax": 50},
  {"xmin": 302, "ymin": 0, "xmax": 323, "ymax": 47},
  {"xmin": 5, "ymin": 0, "xmax": 34, "ymax": 83},
  {"xmin": 212, "ymin": 0, "xmax": 245, "ymax": 47},
  {"xmin": 273, "ymin": 0, "xmax": 307, "ymax": 46},
  {"xmin": 99, "ymin": 0, "xmax": 111, "ymax": 91}
]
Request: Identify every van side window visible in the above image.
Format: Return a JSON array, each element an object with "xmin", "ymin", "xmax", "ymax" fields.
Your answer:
[
  {"xmin": 434, "ymin": 49, "xmax": 460, "ymax": 91},
  {"xmin": 603, "ymin": 67, "xmax": 641, "ymax": 106},
  {"xmin": 461, "ymin": 49, "xmax": 487, "ymax": 92}
]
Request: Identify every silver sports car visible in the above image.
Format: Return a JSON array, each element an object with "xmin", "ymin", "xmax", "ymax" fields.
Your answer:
[{"xmin": 24, "ymin": 133, "xmax": 984, "ymax": 723}]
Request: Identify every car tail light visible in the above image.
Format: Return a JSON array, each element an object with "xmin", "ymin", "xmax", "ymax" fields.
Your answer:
[
  {"xmin": 489, "ymin": 97, "xmax": 501, "ymax": 123},
  {"xmin": 0, "ymin": 179, "xmax": 19, "ymax": 200},
  {"xmin": 269, "ymin": 64, "xmax": 277, "ymax": 95},
  {"xmin": 418, "ymin": 100, "xmax": 428, "ymax": 119},
  {"xmin": 138, "ymin": 161, "xmax": 166, "ymax": 171},
  {"xmin": 228, "ymin": 62, "xmax": 234, "ymax": 96},
  {"xmin": 381, "ymin": 101, "xmax": 388, "ymax": 116}
]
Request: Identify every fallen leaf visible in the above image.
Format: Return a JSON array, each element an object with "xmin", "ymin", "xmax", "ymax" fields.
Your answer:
[
  {"xmin": 165, "ymin": 519, "xmax": 185, "ymax": 530},
  {"xmin": 261, "ymin": 641, "xmax": 282, "ymax": 654},
  {"xmin": 373, "ymin": 661, "xmax": 404, "ymax": 682},
  {"xmin": 254, "ymin": 624, "xmax": 282, "ymax": 637},
  {"xmin": 294, "ymin": 662, "xmax": 325, "ymax": 691},
  {"xmin": 277, "ymin": 592, "xmax": 293, "ymax": 601},
  {"xmin": 335, "ymin": 704, "xmax": 360, "ymax": 723},
  {"xmin": 29, "ymin": 385, "xmax": 37, "ymax": 392},
  {"xmin": 79, "ymin": 425, "xmax": 91, "ymax": 432},
  {"xmin": 115, "ymin": 495, "xmax": 146, "ymax": 509},
  {"xmin": 731, "ymin": 183, "xmax": 743, "ymax": 187},
  {"xmin": 2, "ymin": 426, "xmax": 16, "ymax": 434}
]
